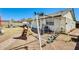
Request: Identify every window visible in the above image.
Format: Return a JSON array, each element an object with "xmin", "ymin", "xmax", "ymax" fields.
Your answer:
[
  {"xmin": 46, "ymin": 18, "xmax": 54, "ymax": 25},
  {"xmin": 46, "ymin": 22, "xmax": 54, "ymax": 25}
]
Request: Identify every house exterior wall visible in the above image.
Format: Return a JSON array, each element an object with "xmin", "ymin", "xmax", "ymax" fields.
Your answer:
[
  {"xmin": 32, "ymin": 17, "xmax": 66, "ymax": 33},
  {"xmin": 59, "ymin": 17, "xmax": 66, "ymax": 33},
  {"xmin": 53, "ymin": 18, "xmax": 61, "ymax": 33},
  {"xmin": 38, "ymin": 18, "xmax": 56, "ymax": 32},
  {"xmin": 31, "ymin": 20, "xmax": 37, "ymax": 28},
  {"xmin": 44, "ymin": 17, "xmax": 66, "ymax": 33},
  {"xmin": 43, "ymin": 17, "xmax": 66, "ymax": 33},
  {"xmin": 45, "ymin": 18, "xmax": 55, "ymax": 31},
  {"xmin": 63, "ymin": 11, "xmax": 76, "ymax": 33},
  {"xmin": 64, "ymin": 11, "xmax": 73, "ymax": 20},
  {"xmin": 39, "ymin": 19, "xmax": 44, "ymax": 29},
  {"xmin": 31, "ymin": 11, "xmax": 76, "ymax": 34},
  {"xmin": 65, "ymin": 18, "xmax": 75, "ymax": 33}
]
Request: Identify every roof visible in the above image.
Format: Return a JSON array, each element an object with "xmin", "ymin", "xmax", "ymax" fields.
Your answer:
[
  {"xmin": 40, "ymin": 9, "xmax": 76, "ymax": 20},
  {"xmin": 49, "ymin": 9, "xmax": 71, "ymax": 16}
]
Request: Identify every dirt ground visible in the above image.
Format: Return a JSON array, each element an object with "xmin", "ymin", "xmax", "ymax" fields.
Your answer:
[
  {"xmin": 0, "ymin": 27, "xmax": 79, "ymax": 50},
  {"xmin": 0, "ymin": 22, "xmax": 23, "ymax": 43},
  {"xmin": 0, "ymin": 27, "xmax": 22, "ymax": 43}
]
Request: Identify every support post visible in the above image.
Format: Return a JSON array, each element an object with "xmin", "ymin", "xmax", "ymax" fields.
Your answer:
[{"xmin": 36, "ymin": 15, "xmax": 42, "ymax": 50}]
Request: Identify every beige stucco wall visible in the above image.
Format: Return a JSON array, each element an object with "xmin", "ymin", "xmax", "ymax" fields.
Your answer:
[
  {"xmin": 64, "ymin": 11, "xmax": 73, "ymax": 20},
  {"xmin": 39, "ymin": 17, "xmax": 66, "ymax": 33},
  {"xmin": 53, "ymin": 18, "xmax": 61, "ymax": 33},
  {"xmin": 32, "ymin": 11, "xmax": 76, "ymax": 34},
  {"xmin": 60, "ymin": 17, "xmax": 66, "ymax": 33},
  {"xmin": 31, "ymin": 20, "xmax": 37, "ymax": 28},
  {"xmin": 46, "ymin": 18, "xmax": 55, "ymax": 31},
  {"xmin": 44, "ymin": 17, "xmax": 66, "ymax": 33},
  {"xmin": 63, "ymin": 11, "xmax": 76, "ymax": 33}
]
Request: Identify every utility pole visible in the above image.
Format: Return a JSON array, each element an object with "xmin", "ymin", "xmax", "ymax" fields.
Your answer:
[{"xmin": 34, "ymin": 12, "xmax": 42, "ymax": 50}]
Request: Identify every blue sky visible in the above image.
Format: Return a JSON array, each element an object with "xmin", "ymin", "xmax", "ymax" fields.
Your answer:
[{"xmin": 0, "ymin": 8, "xmax": 79, "ymax": 21}]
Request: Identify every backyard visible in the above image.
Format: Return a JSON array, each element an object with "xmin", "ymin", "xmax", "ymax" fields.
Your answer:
[{"xmin": 0, "ymin": 22, "xmax": 79, "ymax": 50}]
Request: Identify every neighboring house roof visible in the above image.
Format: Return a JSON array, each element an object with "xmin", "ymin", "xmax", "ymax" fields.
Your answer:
[{"xmin": 40, "ymin": 9, "xmax": 76, "ymax": 21}]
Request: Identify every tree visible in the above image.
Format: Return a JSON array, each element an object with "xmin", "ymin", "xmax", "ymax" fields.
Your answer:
[{"xmin": 26, "ymin": 18, "xmax": 33, "ymax": 22}]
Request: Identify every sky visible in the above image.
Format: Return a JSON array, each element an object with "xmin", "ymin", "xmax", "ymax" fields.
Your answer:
[{"xmin": 0, "ymin": 8, "xmax": 79, "ymax": 21}]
